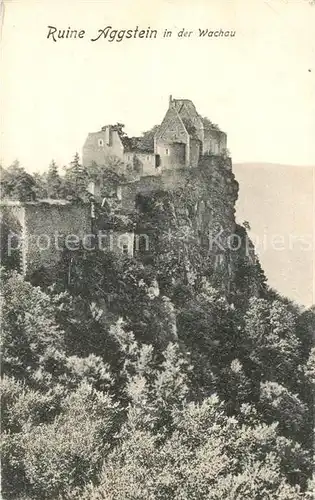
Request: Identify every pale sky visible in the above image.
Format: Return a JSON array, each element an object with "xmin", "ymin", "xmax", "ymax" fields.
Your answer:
[{"xmin": 1, "ymin": 0, "xmax": 315, "ymax": 172}]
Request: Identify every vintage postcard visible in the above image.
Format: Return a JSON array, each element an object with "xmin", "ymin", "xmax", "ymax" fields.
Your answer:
[{"xmin": 1, "ymin": 0, "xmax": 314, "ymax": 498}]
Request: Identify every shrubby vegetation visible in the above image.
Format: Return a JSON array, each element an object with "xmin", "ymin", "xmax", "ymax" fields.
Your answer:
[
  {"xmin": 1, "ymin": 256, "xmax": 314, "ymax": 499},
  {"xmin": 0, "ymin": 155, "xmax": 122, "ymax": 203},
  {"xmin": 1, "ymin": 156, "xmax": 314, "ymax": 499}
]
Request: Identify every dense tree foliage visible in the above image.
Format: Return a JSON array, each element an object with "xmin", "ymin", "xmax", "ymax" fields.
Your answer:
[
  {"xmin": 1, "ymin": 257, "xmax": 314, "ymax": 499},
  {"xmin": 46, "ymin": 160, "xmax": 62, "ymax": 199},
  {"xmin": 1, "ymin": 162, "xmax": 37, "ymax": 201},
  {"xmin": 0, "ymin": 157, "xmax": 314, "ymax": 499},
  {"xmin": 0, "ymin": 154, "xmax": 135, "ymax": 204}
]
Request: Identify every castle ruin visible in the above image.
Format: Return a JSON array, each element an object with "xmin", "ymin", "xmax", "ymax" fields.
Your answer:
[{"xmin": 1, "ymin": 96, "xmax": 253, "ymax": 289}]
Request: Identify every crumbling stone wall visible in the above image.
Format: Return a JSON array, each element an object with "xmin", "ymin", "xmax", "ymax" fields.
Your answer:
[
  {"xmin": 203, "ymin": 128, "xmax": 227, "ymax": 155},
  {"xmin": 155, "ymin": 105, "xmax": 190, "ymax": 168},
  {"xmin": 121, "ymin": 176, "xmax": 163, "ymax": 211},
  {"xmin": 1, "ymin": 201, "xmax": 91, "ymax": 275},
  {"xmin": 123, "ymin": 152, "xmax": 159, "ymax": 177},
  {"xmin": 25, "ymin": 203, "xmax": 91, "ymax": 273},
  {"xmin": 189, "ymin": 138, "xmax": 201, "ymax": 168},
  {"xmin": 83, "ymin": 126, "xmax": 124, "ymax": 168},
  {"xmin": 0, "ymin": 205, "xmax": 25, "ymax": 272},
  {"xmin": 156, "ymin": 141, "xmax": 187, "ymax": 170}
]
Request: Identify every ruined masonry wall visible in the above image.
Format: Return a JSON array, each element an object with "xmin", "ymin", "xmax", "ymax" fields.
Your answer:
[
  {"xmin": 189, "ymin": 139, "xmax": 201, "ymax": 168},
  {"xmin": 203, "ymin": 129, "xmax": 227, "ymax": 155},
  {"xmin": 124, "ymin": 152, "xmax": 158, "ymax": 177},
  {"xmin": 24, "ymin": 204, "xmax": 91, "ymax": 273},
  {"xmin": 83, "ymin": 129, "xmax": 124, "ymax": 168},
  {"xmin": 156, "ymin": 142, "xmax": 186, "ymax": 170},
  {"xmin": 121, "ymin": 176, "xmax": 163, "ymax": 211}
]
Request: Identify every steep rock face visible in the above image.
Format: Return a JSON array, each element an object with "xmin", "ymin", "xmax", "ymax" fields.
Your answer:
[
  {"xmin": 0, "ymin": 156, "xmax": 265, "ymax": 302},
  {"xmin": 121, "ymin": 155, "xmax": 237, "ymax": 225},
  {"xmin": 123, "ymin": 155, "xmax": 262, "ymax": 298},
  {"xmin": 196, "ymin": 155, "xmax": 237, "ymax": 233}
]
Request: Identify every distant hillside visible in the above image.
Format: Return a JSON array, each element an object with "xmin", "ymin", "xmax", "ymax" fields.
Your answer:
[{"xmin": 233, "ymin": 163, "xmax": 314, "ymax": 307}]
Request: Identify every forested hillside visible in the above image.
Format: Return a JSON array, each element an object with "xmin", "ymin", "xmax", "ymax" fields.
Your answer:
[{"xmin": 1, "ymin": 158, "xmax": 314, "ymax": 499}]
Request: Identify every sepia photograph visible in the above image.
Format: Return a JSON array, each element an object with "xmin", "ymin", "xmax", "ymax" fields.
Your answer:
[{"xmin": 0, "ymin": 0, "xmax": 314, "ymax": 498}]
